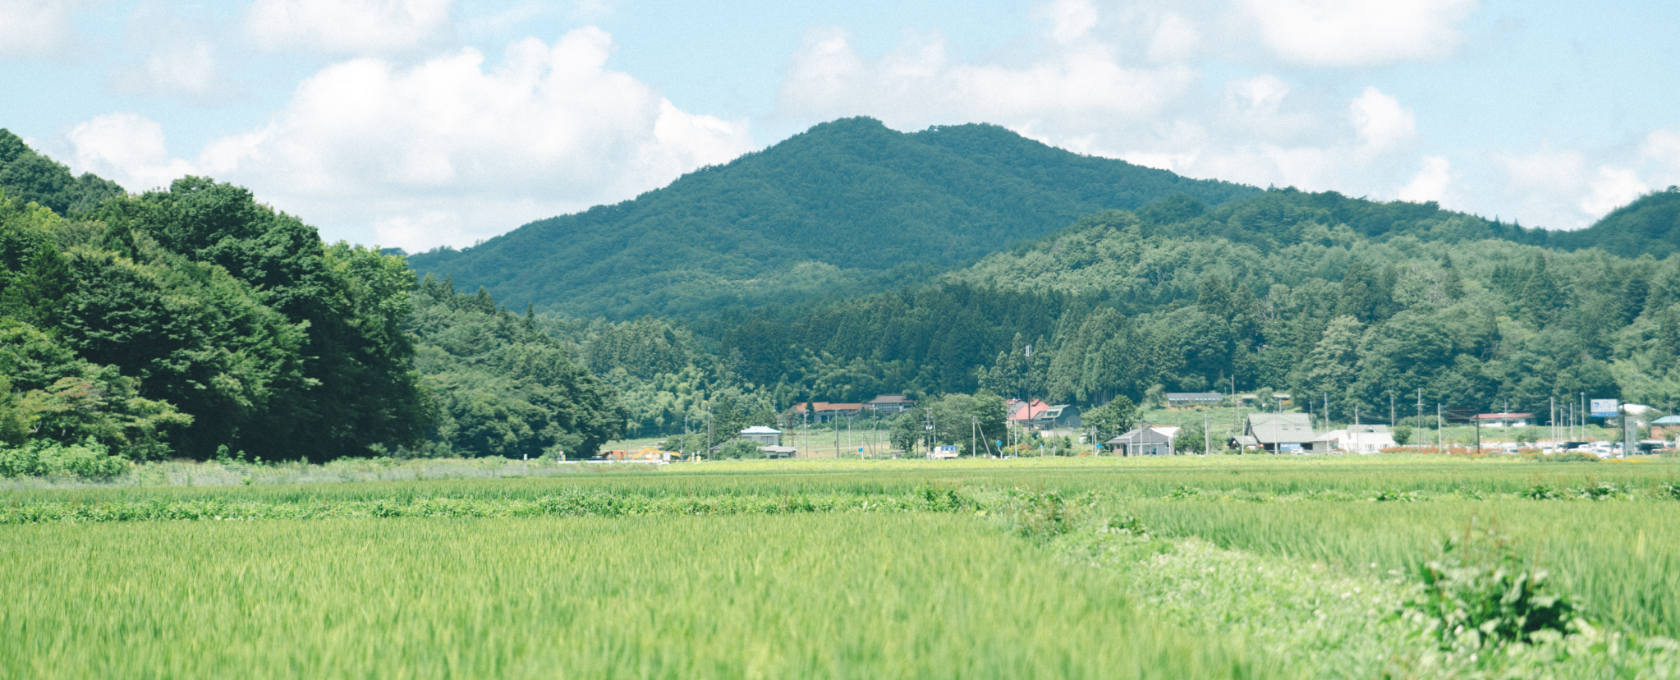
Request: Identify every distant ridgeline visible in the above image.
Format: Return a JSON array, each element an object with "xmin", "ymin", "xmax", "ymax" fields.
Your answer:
[
  {"xmin": 0, "ymin": 131, "xmax": 125, "ymax": 216},
  {"xmin": 572, "ymin": 188, "xmax": 1680, "ymax": 438},
  {"xmin": 406, "ymin": 117, "xmax": 1260, "ymax": 318}
]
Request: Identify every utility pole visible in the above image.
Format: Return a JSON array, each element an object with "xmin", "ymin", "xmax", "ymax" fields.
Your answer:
[
  {"xmin": 1416, "ymin": 389, "xmax": 1423, "ymax": 432},
  {"xmin": 1389, "ymin": 392, "xmax": 1396, "ymax": 427},
  {"xmin": 1203, "ymin": 409, "xmax": 1210, "ymax": 456},
  {"xmin": 1436, "ymin": 403, "xmax": 1442, "ymax": 452}
]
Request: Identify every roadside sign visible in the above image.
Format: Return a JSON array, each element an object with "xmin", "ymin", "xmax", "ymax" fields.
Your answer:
[{"xmin": 1591, "ymin": 399, "xmax": 1619, "ymax": 418}]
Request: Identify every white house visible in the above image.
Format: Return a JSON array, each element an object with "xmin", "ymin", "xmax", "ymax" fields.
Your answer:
[
  {"xmin": 739, "ymin": 426, "xmax": 782, "ymax": 446},
  {"xmin": 1319, "ymin": 425, "xmax": 1395, "ymax": 454}
]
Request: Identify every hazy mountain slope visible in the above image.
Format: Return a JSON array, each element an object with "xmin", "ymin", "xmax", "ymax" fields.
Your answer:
[
  {"xmin": 406, "ymin": 117, "xmax": 1259, "ymax": 318},
  {"xmin": 1547, "ymin": 189, "xmax": 1680, "ymax": 258}
]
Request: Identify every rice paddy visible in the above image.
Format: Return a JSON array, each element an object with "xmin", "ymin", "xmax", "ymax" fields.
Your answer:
[{"xmin": 4, "ymin": 454, "xmax": 1679, "ymax": 678}]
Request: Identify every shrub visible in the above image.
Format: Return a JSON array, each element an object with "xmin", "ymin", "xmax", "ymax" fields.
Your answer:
[
  {"xmin": 1521, "ymin": 484, "xmax": 1560, "ymax": 500},
  {"xmin": 0, "ymin": 437, "xmax": 130, "ymax": 479},
  {"xmin": 713, "ymin": 440, "xmax": 765, "ymax": 460},
  {"xmin": 1406, "ymin": 523, "xmax": 1578, "ymax": 652}
]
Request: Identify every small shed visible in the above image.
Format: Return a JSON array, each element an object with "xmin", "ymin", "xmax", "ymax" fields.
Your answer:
[
  {"xmin": 1106, "ymin": 426, "xmax": 1176, "ymax": 456},
  {"xmin": 739, "ymin": 426, "xmax": 782, "ymax": 446}
]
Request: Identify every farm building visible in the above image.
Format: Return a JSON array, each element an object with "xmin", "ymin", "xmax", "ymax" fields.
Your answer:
[
  {"xmin": 1652, "ymin": 415, "xmax": 1680, "ymax": 439},
  {"xmin": 1319, "ymin": 425, "xmax": 1395, "ymax": 454},
  {"xmin": 1166, "ymin": 392, "xmax": 1223, "ymax": 407},
  {"xmin": 1233, "ymin": 413, "xmax": 1329, "ymax": 453}
]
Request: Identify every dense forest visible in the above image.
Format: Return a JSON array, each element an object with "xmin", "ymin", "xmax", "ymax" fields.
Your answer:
[
  {"xmin": 0, "ymin": 130, "xmax": 623, "ymax": 462},
  {"xmin": 562, "ymin": 189, "xmax": 1680, "ymax": 438},
  {"xmin": 408, "ymin": 117, "xmax": 1259, "ymax": 318}
]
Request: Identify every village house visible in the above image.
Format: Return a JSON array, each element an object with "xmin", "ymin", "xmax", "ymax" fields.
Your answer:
[
  {"xmin": 738, "ymin": 426, "xmax": 781, "ymax": 446},
  {"xmin": 865, "ymin": 394, "xmax": 915, "ymax": 414},
  {"xmin": 1006, "ymin": 399, "xmax": 1049, "ymax": 424},
  {"xmin": 786, "ymin": 402, "xmax": 864, "ymax": 424},
  {"xmin": 1032, "ymin": 404, "xmax": 1082, "ymax": 429},
  {"xmin": 1233, "ymin": 413, "xmax": 1330, "ymax": 453},
  {"xmin": 1106, "ymin": 425, "xmax": 1179, "ymax": 456},
  {"xmin": 1318, "ymin": 424, "xmax": 1395, "ymax": 454}
]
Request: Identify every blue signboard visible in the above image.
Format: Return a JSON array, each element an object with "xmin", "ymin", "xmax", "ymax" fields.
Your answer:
[{"xmin": 1591, "ymin": 399, "xmax": 1619, "ymax": 418}]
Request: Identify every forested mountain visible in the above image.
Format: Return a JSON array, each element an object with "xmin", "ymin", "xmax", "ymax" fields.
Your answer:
[
  {"xmin": 407, "ymin": 117, "xmax": 1259, "ymax": 318},
  {"xmin": 575, "ymin": 189, "xmax": 1680, "ymax": 436},
  {"xmin": 0, "ymin": 130, "xmax": 125, "ymax": 217},
  {"xmin": 1544, "ymin": 188, "xmax": 1680, "ymax": 258}
]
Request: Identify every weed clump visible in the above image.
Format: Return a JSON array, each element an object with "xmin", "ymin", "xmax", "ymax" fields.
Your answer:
[
  {"xmin": 1406, "ymin": 522, "xmax": 1579, "ymax": 653},
  {"xmin": 1005, "ymin": 488, "xmax": 1074, "ymax": 541}
]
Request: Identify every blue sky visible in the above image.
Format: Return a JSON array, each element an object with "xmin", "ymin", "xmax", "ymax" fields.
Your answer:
[{"xmin": 3, "ymin": 0, "xmax": 1677, "ymax": 252}]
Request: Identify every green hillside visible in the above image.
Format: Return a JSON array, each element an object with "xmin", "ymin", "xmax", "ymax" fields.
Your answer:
[
  {"xmin": 0, "ymin": 130, "xmax": 125, "ymax": 216},
  {"xmin": 559, "ymin": 189, "xmax": 1680, "ymax": 438},
  {"xmin": 406, "ymin": 117, "xmax": 1259, "ymax": 318},
  {"xmin": 1546, "ymin": 188, "xmax": 1680, "ymax": 258}
]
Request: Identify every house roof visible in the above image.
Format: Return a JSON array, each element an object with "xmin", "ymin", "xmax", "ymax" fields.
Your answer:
[
  {"xmin": 1474, "ymin": 413, "xmax": 1534, "ymax": 420},
  {"xmin": 1105, "ymin": 426, "xmax": 1176, "ymax": 445},
  {"xmin": 789, "ymin": 402, "xmax": 863, "ymax": 413},
  {"xmin": 1651, "ymin": 415, "xmax": 1680, "ymax": 425},
  {"xmin": 1008, "ymin": 400, "xmax": 1050, "ymax": 420},
  {"xmin": 740, "ymin": 426, "xmax": 781, "ymax": 435},
  {"xmin": 1347, "ymin": 424, "xmax": 1390, "ymax": 433},
  {"xmin": 867, "ymin": 394, "xmax": 911, "ymax": 404},
  {"xmin": 1033, "ymin": 405, "xmax": 1075, "ymax": 419},
  {"xmin": 1244, "ymin": 413, "xmax": 1315, "ymax": 444},
  {"xmin": 1166, "ymin": 392, "xmax": 1223, "ymax": 400}
]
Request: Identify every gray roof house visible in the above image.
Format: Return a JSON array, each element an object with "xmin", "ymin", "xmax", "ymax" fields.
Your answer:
[
  {"xmin": 1106, "ymin": 426, "xmax": 1176, "ymax": 456},
  {"xmin": 739, "ymin": 426, "xmax": 781, "ymax": 446},
  {"xmin": 1236, "ymin": 413, "xmax": 1330, "ymax": 453}
]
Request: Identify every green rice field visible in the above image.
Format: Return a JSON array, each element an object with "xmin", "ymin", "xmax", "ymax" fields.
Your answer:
[{"xmin": 4, "ymin": 454, "xmax": 1680, "ymax": 678}]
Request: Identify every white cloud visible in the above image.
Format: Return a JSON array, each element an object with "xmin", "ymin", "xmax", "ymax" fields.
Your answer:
[
  {"xmin": 0, "ymin": 0, "xmax": 101, "ymax": 58},
  {"xmin": 67, "ymin": 113, "xmax": 196, "ymax": 192},
  {"xmin": 1397, "ymin": 155, "xmax": 1451, "ymax": 203},
  {"xmin": 1240, "ymin": 0, "xmax": 1478, "ymax": 67},
  {"xmin": 1644, "ymin": 129, "xmax": 1680, "ymax": 170},
  {"xmin": 245, "ymin": 0, "xmax": 454, "ymax": 55},
  {"xmin": 1041, "ymin": 0, "xmax": 1100, "ymax": 44},
  {"xmin": 779, "ymin": 26, "xmax": 1196, "ymax": 135},
  {"xmin": 1145, "ymin": 13, "xmax": 1200, "ymax": 64},
  {"xmin": 177, "ymin": 27, "xmax": 754, "ymax": 251},
  {"xmin": 109, "ymin": 39, "xmax": 241, "ymax": 104},
  {"xmin": 1349, "ymin": 86, "xmax": 1416, "ymax": 153},
  {"xmin": 1580, "ymin": 167, "xmax": 1649, "ymax": 217}
]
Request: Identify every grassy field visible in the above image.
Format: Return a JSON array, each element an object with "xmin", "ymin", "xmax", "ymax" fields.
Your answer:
[
  {"xmin": 1, "ymin": 515, "xmax": 1252, "ymax": 679},
  {"xmin": 5, "ymin": 454, "xmax": 1680, "ymax": 677}
]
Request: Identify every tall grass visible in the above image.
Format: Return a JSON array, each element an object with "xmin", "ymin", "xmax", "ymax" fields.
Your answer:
[{"xmin": 0, "ymin": 515, "xmax": 1258, "ymax": 679}]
